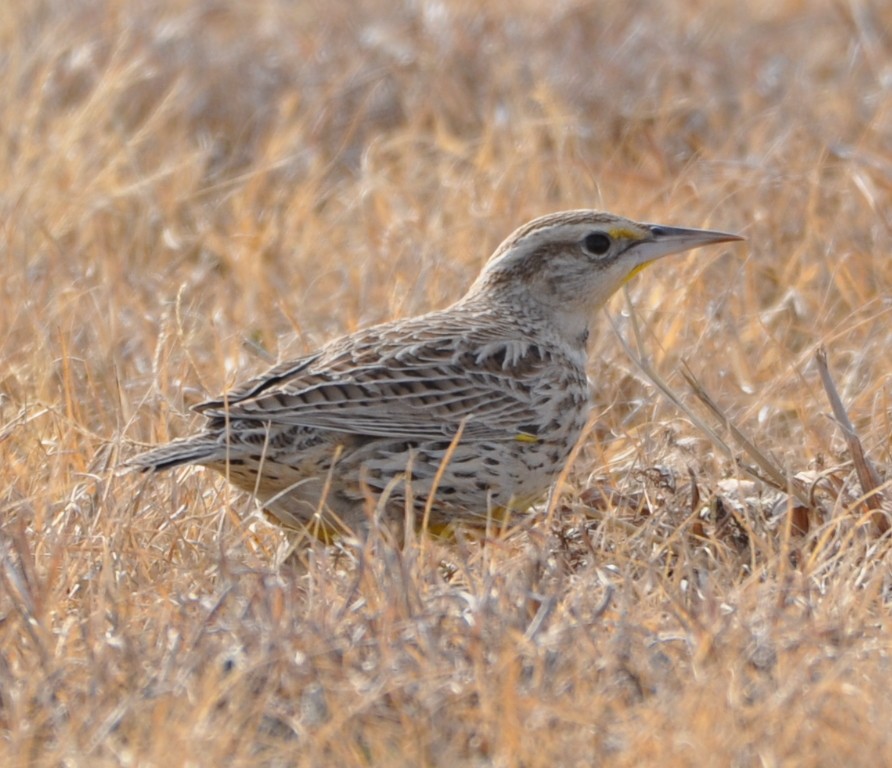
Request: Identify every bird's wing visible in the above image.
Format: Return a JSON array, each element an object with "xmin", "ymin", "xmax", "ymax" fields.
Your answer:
[{"xmin": 195, "ymin": 321, "xmax": 559, "ymax": 443}]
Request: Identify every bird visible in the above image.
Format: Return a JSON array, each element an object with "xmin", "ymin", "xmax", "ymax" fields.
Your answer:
[{"xmin": 130, "ymin": 210, "xmax": 742, "ymax": 539}]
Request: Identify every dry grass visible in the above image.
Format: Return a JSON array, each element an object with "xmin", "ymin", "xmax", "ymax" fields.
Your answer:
[{"xmin": 2, "ymin": 0, "xmax": 892, "ymax": 765}]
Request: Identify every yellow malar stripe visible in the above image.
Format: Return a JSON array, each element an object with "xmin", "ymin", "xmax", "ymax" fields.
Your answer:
[{"xmin": 623, "ymin": 260, "xmax": 654, "ymax": 284}]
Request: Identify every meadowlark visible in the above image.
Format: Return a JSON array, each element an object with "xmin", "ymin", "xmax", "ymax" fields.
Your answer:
[{"xmin": 131, "ymin": 210, "xmax": 741, "ymax": 537}]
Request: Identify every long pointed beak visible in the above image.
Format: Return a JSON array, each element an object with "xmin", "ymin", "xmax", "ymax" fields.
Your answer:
[
  {"xmin": 622, "ymin": 224, "xmax": 743, "ymax": 283},
  {"xmin": 632, "ymin": 224, "xmax": 744, "ymax": 262}
]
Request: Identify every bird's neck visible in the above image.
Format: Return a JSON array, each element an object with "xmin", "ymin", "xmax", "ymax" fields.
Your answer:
[
  {"xmin": 457, "ymin": 289, "xmax": 592, "ymax": 355},
  {"xmin": 547, "ymin": 305, "xmax": 592, "ymax": 351}
]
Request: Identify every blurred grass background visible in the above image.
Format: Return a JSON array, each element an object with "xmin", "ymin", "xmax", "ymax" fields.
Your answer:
[{"xmin": 1, "ymin": 0, "xmax": 891, "ymax": 765}]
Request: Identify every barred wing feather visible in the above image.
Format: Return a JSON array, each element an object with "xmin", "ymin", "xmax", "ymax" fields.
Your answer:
[{"xmin": 195, "ymin": 333, "xmax": 554, "ymax": 443}]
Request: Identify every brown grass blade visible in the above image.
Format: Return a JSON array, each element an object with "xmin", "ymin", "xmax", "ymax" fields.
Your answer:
[{"xmin": 815, "ymin": 345, "xmax": 889, "ymax": 535}]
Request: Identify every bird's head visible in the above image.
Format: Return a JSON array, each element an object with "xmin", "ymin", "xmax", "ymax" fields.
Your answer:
[{"xmin": 464, "ymin": 209, "xmax": 743, "ymax": 339}]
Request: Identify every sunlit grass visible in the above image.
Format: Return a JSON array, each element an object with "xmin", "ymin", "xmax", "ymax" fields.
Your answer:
[{"xmin": 2, "ymin": 0, "xmax": 892, "ymax": 764}]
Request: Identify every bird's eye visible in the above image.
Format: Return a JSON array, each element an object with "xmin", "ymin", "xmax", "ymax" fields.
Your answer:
[{"xmin": 582, "ymin": 232, "xmax": 611, "ymax": 255}]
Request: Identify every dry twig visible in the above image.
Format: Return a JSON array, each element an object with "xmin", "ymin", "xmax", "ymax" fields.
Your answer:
[{"xmin": 815, "ymin": 345, "xmax": 889, "ymax": 535}]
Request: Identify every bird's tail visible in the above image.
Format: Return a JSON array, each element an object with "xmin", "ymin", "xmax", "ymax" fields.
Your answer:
[{"xmin": 127, "ymin": 437, "xmax": 222, "ymax": 472}]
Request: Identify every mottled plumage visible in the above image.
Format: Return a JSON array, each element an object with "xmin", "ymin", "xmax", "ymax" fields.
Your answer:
[{"xmin": 131, "ymin": 210, "xmax": 741, "ymax": 536}]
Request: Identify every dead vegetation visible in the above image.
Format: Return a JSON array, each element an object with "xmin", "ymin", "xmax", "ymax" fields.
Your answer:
[{"xmin": 2, "ymin": 0, "xmax": 892, "ymax": 764}]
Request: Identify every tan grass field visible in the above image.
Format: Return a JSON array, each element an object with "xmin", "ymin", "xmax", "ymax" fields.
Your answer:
[{"xmin": 2, "ymin": 0, "xmax": 892, "ymax": 765}]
